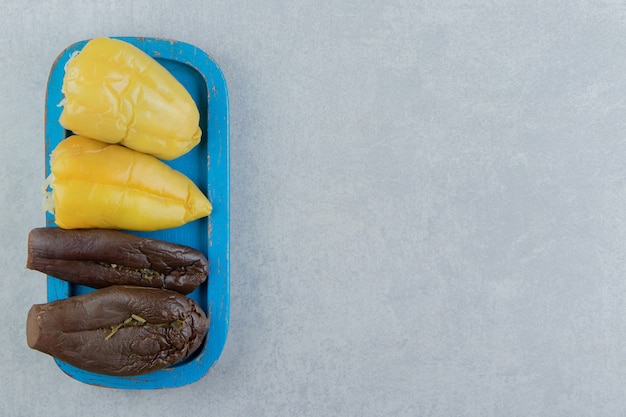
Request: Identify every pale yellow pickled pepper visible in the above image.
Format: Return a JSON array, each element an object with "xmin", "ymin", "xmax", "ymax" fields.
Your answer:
[
  {"xmin": 59, "ymin": 37, "xmax": 201, "ymax": 160},
  {"xmin": 46, "ymin": 135, "xmax": 212, "ymax": 231}
]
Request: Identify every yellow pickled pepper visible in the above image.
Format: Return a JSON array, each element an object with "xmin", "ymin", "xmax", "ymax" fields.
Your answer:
[
  {"xmin": 46, "ymin": 135, "xmax": 212, "ymax": 231},
  {"xmin": 59, "ymin": 37, "xmax": 201, "ymax": 160}
]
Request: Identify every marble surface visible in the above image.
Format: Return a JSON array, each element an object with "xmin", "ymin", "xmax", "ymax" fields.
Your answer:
[{"xmin": 2, "ymin": 1, "xmax": 626, "ymax": 415}]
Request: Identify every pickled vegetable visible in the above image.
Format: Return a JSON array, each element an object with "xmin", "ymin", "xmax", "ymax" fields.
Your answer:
[
  {"xmin": 27, "ymin": 228, "xmax": 208, "ymax": 294},
  {"xmin": 26, "ymin": 286, "xmax": 209, "ymax": 376},
  {"xmin": 44, "ymin": 135, "xmax": 212, "ymax": 231},
  {"xmin": 59, "ymin": 37, "xmax": 201, "ymax": 160}
]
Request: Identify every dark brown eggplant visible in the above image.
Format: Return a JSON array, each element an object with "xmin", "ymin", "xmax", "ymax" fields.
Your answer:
[
  {"xmin": 27, "ymin": 228, "xmax": 208, "ymax": 294},
  {"xmin": 26, "ymin": 285, "xmax": 209, "ymax": 376}
]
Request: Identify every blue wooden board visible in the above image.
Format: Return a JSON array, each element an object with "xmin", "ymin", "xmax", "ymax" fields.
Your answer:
[{"xmin": 43, "ymin": 37, "xmax": 230, "ymax": 389}]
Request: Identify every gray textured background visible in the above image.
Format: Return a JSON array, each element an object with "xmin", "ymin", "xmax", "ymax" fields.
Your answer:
[{"xmin": 2, "ymin": 1, "xmax": 626, "ymax": 416}]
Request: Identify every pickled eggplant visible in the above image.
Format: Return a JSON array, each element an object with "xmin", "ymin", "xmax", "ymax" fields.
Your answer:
[
  {"xmin": 27, "ymin": 228, "xmax": 208, "ymax": 294},
  {"xmin": 26, "ymin": 285, "xmax": 209, "ymax": 376}
]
